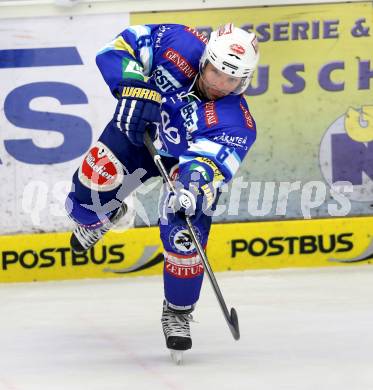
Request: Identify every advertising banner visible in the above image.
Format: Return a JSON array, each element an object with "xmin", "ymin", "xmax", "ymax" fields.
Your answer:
[
  {"xmin": 1, "ymin": 217, "xmax": 372, "ymax": 283},
  {"xmin": 0, "ymin": 13, "xmax": 136, "ymax": 235},
  {"xmin": 131, "ymin": 2, "xmax": 373, "ymax": 222},
  {"xmin": 1, "ymin": 3, "xmax": 373, "ymax": 239}
]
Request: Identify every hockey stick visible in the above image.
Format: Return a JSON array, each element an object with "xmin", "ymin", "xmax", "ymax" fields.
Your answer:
[{"xmin": 144, "ymin": 131, "xmax": 240, "ymax": 341}]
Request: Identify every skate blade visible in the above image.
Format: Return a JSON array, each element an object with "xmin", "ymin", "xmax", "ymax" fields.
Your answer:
[{"xmin": 170, "ymin": 349, "xmax": 184, "ymax": 365}]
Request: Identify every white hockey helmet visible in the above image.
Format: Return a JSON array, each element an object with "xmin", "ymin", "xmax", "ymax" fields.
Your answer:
[{"xmin": 199, "ymin": 23, "xmax": 259, "ymax": 94}]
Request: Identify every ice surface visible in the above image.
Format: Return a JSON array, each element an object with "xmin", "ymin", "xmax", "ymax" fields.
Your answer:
[{"xmin": 0, "ymin": 266, "xmax": 372, "ymax": 390}]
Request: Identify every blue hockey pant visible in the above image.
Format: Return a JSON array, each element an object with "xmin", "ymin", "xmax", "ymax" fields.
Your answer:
[{"xmin": 66, "ymin": 119, "xmax": 214, "ymax": 310}]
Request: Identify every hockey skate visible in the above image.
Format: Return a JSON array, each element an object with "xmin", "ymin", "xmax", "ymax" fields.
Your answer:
[
  {"xmin": 70, "ymin": 202, "xmax": 127, "ymax": 253},
  {"xmin": 161, "ymin": 300, "xmax": 193, "ymax": 365}
]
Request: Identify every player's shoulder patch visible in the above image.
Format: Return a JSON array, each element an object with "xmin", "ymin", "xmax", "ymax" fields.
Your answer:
[
  {"xmin": 204, "ymin": 101, "xmax": 219, "ymax": 128},
  {"xmin": 156, "ymin": 24, "xmax": 203, "ymax": 80},
  {"xmin": 239, "ymin": 101, "xmax": 255, "ymax": 130}
]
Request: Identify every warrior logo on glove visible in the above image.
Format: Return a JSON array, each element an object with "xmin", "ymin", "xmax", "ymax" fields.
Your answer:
[
  {"xmin": 121, "ymin": 87, "xmax": 162, "ymax": 103},
  {"xmin": 114, "ymin": 78, "xmax": 162, "ymax": 147}
]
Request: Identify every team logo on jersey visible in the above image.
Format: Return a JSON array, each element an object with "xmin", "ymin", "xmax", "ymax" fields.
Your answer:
[
  {"xmin": 204, "ymin": 101, "xmax": 219, "ymax": 128},
  {"xmin": 169, "ymin": 226, "xmax": 202, "ymax": 255},
  {"xmin": 230, "ymin": 43, "xmax": 245, "ymax": 55},
  {"xmin": 78, "ymin": 142, "xmax": 124, "ymax": 192},
  {"xmin": 163, "ymin": 48, "xmax": 197, "ymax": 79}
]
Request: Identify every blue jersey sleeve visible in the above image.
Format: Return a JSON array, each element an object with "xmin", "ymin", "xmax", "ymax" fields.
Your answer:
[
  {"xmin": 95, "ymin": 23, "xmax": 206, "ymax": 97},
  {"xmin": 95, "ymin": 24, "xmax": 160, "ymax": 96},
  {"xmin": 179, "ymin": 96, "xmax": 257, "ymax": 185}
]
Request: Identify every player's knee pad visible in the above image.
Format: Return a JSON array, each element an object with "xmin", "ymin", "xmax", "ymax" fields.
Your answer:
[{"xmin": 77, "ymin": 140, "xmax": 126, "ymax": 194}]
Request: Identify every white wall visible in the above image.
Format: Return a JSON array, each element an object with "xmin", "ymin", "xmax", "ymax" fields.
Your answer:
[
  {"xmin": 0, "ymin": 12, "xmax": 136, "ymax": 234},
  {"xmin": 0, "ymin": 0, "xmax": 367, "ymax": 19}
]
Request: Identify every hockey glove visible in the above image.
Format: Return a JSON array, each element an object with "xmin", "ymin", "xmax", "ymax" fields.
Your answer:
[
  {"xmin": 114, "ymin": 79, "xmax": 162, "ymax": 147},
  {"xmin": 170, "ymin": 170, "xmax": 217, "ymax": 220}
]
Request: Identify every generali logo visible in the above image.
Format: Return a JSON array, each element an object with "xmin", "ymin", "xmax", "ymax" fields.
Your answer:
[
  {"xmin": 163, "ymin": 48, "xmax": 197, "ymax": 79},
  {"xmin": 204, "ymin": 101, "xmax": 219, "ymax": 128}
]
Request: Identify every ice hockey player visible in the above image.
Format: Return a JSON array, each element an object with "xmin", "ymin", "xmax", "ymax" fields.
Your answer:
[{"xmin": 65, "ymin": 23, "xmax": 259, "ymax": 363}]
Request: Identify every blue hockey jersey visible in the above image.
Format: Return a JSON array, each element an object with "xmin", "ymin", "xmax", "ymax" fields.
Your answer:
[{"xmin": 96, "ymin": 24, "xmax": 257, "ymax": 184}]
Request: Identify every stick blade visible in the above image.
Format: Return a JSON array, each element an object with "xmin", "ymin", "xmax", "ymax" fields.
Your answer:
[{"xmin": 230, "ymin": 307, "xmax": 240, "ymax": 340}]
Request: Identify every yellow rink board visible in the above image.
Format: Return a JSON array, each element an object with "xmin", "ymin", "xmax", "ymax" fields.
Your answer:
[{"xmin": 1, "ymin": 216, "xmax": 372, "ymax": 283}]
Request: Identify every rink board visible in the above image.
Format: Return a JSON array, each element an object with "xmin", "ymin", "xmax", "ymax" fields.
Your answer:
[{"xmin": 0, "ymin": 216, "xmax": 372, "ymax": 283}]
